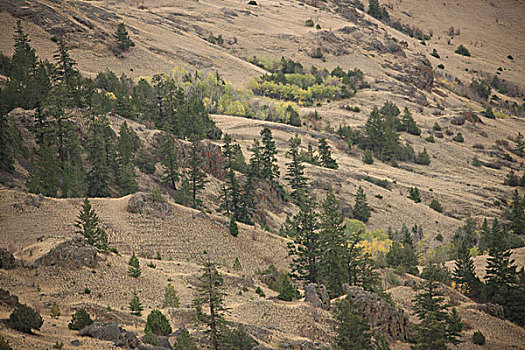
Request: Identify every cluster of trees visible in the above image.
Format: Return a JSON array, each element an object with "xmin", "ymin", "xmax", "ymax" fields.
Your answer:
[
  {"xmin": 337, "ymin": 101, "xmax": 428, "ymax": 165},
  {"xmin": 249, "ymin": 62, "xmax": 366, "ymax": 105}
]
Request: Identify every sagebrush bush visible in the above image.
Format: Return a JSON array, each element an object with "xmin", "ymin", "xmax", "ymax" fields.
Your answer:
[
  {"xmin": 453, "ymin": 133, "xmax": 464, "ymax": 142},
  {"xmin": 455, "ymin": 44, "xmax": 471, "ymax": 56},
  {"xmin": 472, "ymin": 330, "xmax": 485, "ymax": 345},
  {"xmin": 429, "ymin": 198, "xmax": 443, "ymax": 213},
  {"xmin": 10, "ymin": 304, "xmax": 43, "ymax": 333}
]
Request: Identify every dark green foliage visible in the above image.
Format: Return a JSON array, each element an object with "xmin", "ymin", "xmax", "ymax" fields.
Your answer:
[
  {"xmin": 318, "ymin": 190, "xmax": 347, "ymax": 296},
  {"xmin": 174, "ymin": 329, "xmax": 198, "ymax": 350},
  {"xmin": 9, "ymin": 303, "xmax": 43, "ymax": 333},
  {"xmin": 0, "ymin": 336, "xmax": 12, "ymax": 350},
  {"xmin": 285, "ymin": 135, "xmax": 307, "ymax": 201},
  {"xmin": 277, "ymin": 274, "xmax": 300, "ymax": 301},
  {"xmin": 397, "ymin": 107, "xmax": 420, "ymax": 135},
  {"xmin": 433, "ymin": 122, "xmax": 442, "ymax": 131},
  {"xmin": 194, "ymin": 258, "xmax": 227, "ymax": 350},
  {"xmin": 415, "ymin": 148, "xmax": 431, "ymax": 165},
  {"xmin": 504, "ymin": 170, "xmax": 520, "ymax": 186},
  {"xmin": 318, "ymin": 138, "xmax": 338, "ymax": 169},
  {"xmin": 128, "ymin": 251, "xmax": 141, "ymax": 278},
  {"xmin": 408, "ymin": 186, "xmax": 421, "ymax": 203},
  {"xmin": 411, "ymin": 262, "xmax": 463, "ymax": 349},
  {"xmin": 220, "ymin": 326, "xmax": 259, "ymax": 350},
  {"xmin": 187, "ymin": 138, "xmax": 208, "ymax": 209},
  {"xmin": 362, "ymin": 149, "xmax": 374, "ymax": 164},
  {"xmin": 455, "ymin": 45, "xmax": 471, "ymax": 57},
  {"xmin": 305, "ymin": 19, "xmax": 314, "ymax": 27},
  {"xmin": 470, "ymin": 79, "xmax": 491, "ymax": 100},
  {"xmin": 472, "ymin": 331, "xmax": 485, "ymax": 345},
  {"xmin": 453, "ymin": 240, "xmax": 481, "ymax": 299},
  {"xmin": 436, "ymin": 233, "xmax": 443, "ymax": 242},
  {"xmin": 158, "ymin": 133, "xmax": 179, "ymax": 190},
  {"xmin": 68, "ymin": 308, "xmax": 93, "ymax": 330},
  {"xmin": 452, "ymin": 133, "xmax": 464, "ymax": 142},
  {"xmin": 368, "ymin": 0, "xmax": 384, "ymax": 20},
  {"xmin": 332, "ymin": 296, "xmax": 372, "ymax": 350},
  {"xmin": 0, "ymin": 114, "xmax": 15, "ymax": 172},
  {"xmin": 363, "ymin": 176, "xmax": 391, "ymax": 190},
  {"xmin": 429, "ymin": 198, "xmax": 443, "ymax": 213},
  {"xmin": 437, "ymin": 64, "xmax": 445, "ymax": 69},
  {"xmin": 86, "ymin": 116, "xmax": 115, "ymax": 197},
  {"xmin": 143, "ymin": 332, "xmax": 160, "ymax": 346},
  {"xmin": 386, "ymin": 240, "xmax": 418, "ymax": 275},
  {"xmin": 145, "ymin": 310, "xmax": 172, "ymax": 336},
  {"xmin": 425, "ymin": 134, "xmax": 435, "ymax": 143},
  {"xmin": 136, "ymin": 148, "xmax": 156, "ymax": 174},
  {"xmin": 163, "ymin": 283, "xmax": 180, "ymax": 308},
  {"xmin": 75, "ymin": 198, "xmax": 109, "ymax": 251},
  {"xmin": 472, "ymin": 157, "xmax": 482, "ymax": 167},
  {"xmin": 286, "ymin": 195, "xmax": 320, "ymax": 283},
  {"xmin": 114, "ymin": 23, "xmax": 135, "ymax": 51},
  {"xmin": 116, "ymin": 122, "xmax": 139, "ymax": 195},
  {"xmin": 364, "ymin": 106, "xmax": 400, "ymax": 162},
  {"xmin": 229, "ymin": 216, "xmax": 239, "ymax": 237},
  {"xmin": 514, "ymin": 132, "xmax": 524, "ymax": 156},
  {"xmin": 430, "ymin": 48, "xmax": 440, "ymax": 58},
  {"xmin": 27, "ymin": 137, "xmax": 59, "ymax": 197},
  {"xmin": 353, "ymin": 185, "xmax": 371, "ymax": 222},
  {"xmin": 260, "ymin": 128, "xmax": 280, "ymax": 184},
  {"xmin": 255, "ymin": 286, "xmax": 265, "ymax": 297},
  {"xmin": 129, "ymin": 289, "xmax": 143, "ymax": 316},
  {"xmin": 506, "ymin": 190, "xmax": 525, "ymax": 235}
]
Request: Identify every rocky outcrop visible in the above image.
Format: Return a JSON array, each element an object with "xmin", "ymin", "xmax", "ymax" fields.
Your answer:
[
  {"xmin": 127, "ymin": 192, "xmax": 172, "ymax": 216},
  {"xmin": 0, "ymin": 288, "xmax": 19, "ymax": 307},
  {"xmin": 33, "ymin": 237, "xmax": 98, "ymax": 268},
  {"xmin": 451, "ymin": 111, "xmax": 483, "ymax": 125},
  {"xmin": 304, "ymin": 283, "xmax": 330, "ymax": 310},
  {"xmin": 400, "ymin": 56, "xmax": 434, "ymax": 91},
  {"xmin": 344, "ymin": 286, "xmax": 409, "ymax": 342},
  {"xmin": 0, "ymin": 248, "xmax": 16, "ymax": 269},
  {"xmin": 467, "ymin": 303, "xmax": 504, "ymax": 319},
  {"xmin": 79, "ymin": 322, "xmax": 140, "ymax": 349}
]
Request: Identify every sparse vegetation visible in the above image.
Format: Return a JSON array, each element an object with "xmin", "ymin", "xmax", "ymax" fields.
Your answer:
[
  {"xmin": 453, "ymin": 133, "xmax": 464, "ymax": 142},
  {"xmin": 128, "ymin": 252, "xmax": 141, "ymax": 278},
  {"xmin": 163, "ymin": 283, "xmax": 180, "ymax": 308},
  {"xmin": 455, "ymin": 44, "xmax": 471, "ymax": 57},
  {"xmin": 429, "ymin": 199, "xmax": 443, "ymax": 213},
  {"xmin": 472, "ymin": 330, "xmax": 485, "ymax": 345},
  {"xmin": 145, "ymin": 310, "xmax": 172, "ymax": 336},
  {"xmin": 68, "ymin": 309, "xmax": 93, "ymax": 330},
  {"xmin": 129, "ymin": 289, "xmax": 143, "ymax": 316},
  {"xmin": 10, "ymin": 304, "xmax": 43, "ymax": 333}
]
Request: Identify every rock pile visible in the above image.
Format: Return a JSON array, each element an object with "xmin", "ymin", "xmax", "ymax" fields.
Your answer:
[
  {"xmin": 33, "ymin": 237, "xmax": 98, "ymax": 268},
  {"xmin": 0, "ymin": 248, "xmax": 16, "ymax": 269},
  {"xmin": 127, "ymin": 192, "xmax": 172, "ymax": 216},
  {"xmin": 304, "ymin": 283, "xmax": 330, "ymax": 310},
  {"xmin": 79, "ymin": 322, "xmax": 140, "ymax": 349}
]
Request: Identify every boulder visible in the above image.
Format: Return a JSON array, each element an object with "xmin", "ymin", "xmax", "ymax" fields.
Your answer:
[
  {"xmin": 467, "ymin": 303, "xmax": 504, "ymax": 319},
  {"xmin": 127, "ymin": 192, "xmax": 172, "ymax": 216},
  {"xmin": 400, "ymin": 56, "xmax": 434, "ymax": 91},
  {"xmin": 304, "ymin": 283, "xmax": 330, "ymax": 311},
  {"xmin": 33, "ymin": 237, "xmax": 98, "ymax": 268},
  {"xmin": 0, "ymin": 288, "xmax": 19, "ymax": 307},
  {"xmin": 0, "ymin": 248, "xmax": 16, "ymax": 269},
  {"xmin": 79, "ymin": 322, "xmax": 139, "ymax": 349},
  {"xmin": 344, "ymin": 286, "xmax": 410, "ymax": 342}
]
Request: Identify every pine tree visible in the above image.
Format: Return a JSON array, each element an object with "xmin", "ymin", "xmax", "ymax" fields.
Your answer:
[
  {"xmin": 159, "ymin": 133, "xmax": 179, "ymax": 190},
  {"xmin": 0, "ymin": 113, "xmax": 14, "ymax": 172},
  {"xmin": 277, "ymin": 274, "xmax": 299, "ymax": 301},
  {"xmin": 515, "ymin": 132, "xmax": 525, "ymax": 157},
  {"xmin": 229, "ymin": 215, "xmax": 239, "ymax": 237},
  {"xmin": 193, "ymin": 258, "xmax": 227, "ymax": 350},
  {"xmin": 86, "ymin": 116, "xmax": 114, "ymax": 197},
  {"xmin": 452, "ymin": 240, "xmax": 481, "ymax": 298},
  {"xmin": 318, "ymin": 138, "xmax": 338, "ymax": 169},
  {"xmin": 411, "ymin": 262, "xmax": 463, "ymax": 350},
  {"xmin": 237, "ymin": 171, "xmax": 256, "ymax": 225},
  {"xmin": 74, "ymin": 198, "xmax": 109, "ymax": 251},
  {"xmin": 116, "ymin": 122, "xmax": 139, "ymax": 195},
  {"xmin": 478, "ymin": 218, "xmax": 491, "ymax": 253},
  {"xmin": 318, "ymin": 189, "xmax": 347, "ymax": 296},
  {"xmin": 129, "ymin": 289, "xmax": 143, "ymax": 316},
  {"xmin": 508, "ymin": 190, "xmax": 525, "ymax": 235},
  {"xmin": 113, "ymin": 23, "xmax": 135, "ymax": 51},
  {"xmin": 286, "ymin": 195, "xmax": 320, "ymax": 283},
  {"xmin": 353, "ymin": 185, "xmax": 371, "ymax": 222},
  {"xmin": 163, "ymin": 283, "xmax": 180, "ymax": 308},
  {"xmin": 415, "ymin": 148, "xmax": 431, "ymax": 165},
  {"xmin": 220, "ymin": 134, "xmax": 242, "ymax": 218},
  {"xmin": 9, "ymin": 20, "xmax": 37, "ymax": 110},
  {"xmin": 285, "ymin": 135, "xmax": 307, "ymax": 201},
  {"xmin": 398, "ymin": 107, "xmax": 420, "ymax": 135},
  {"xmin": 174, "ymin": 329, "xmax": 198, "ymax": 350},
  {"xmin": 128, "ymin": 251, "xmax": 141, "ymax": 278},
  {"xmin": 27, "ymin": 137, "xmax": 59, "ymax": 197},
  {"xmin": 187, "ymin": 138, "xmax": 208, "ymax": 209},
  {"xmin": 260, "ymin": 128, "xmax": 280, "ymax": 184},
  {"xmin": 408, "ymin": 186, "xmax": 421, "ymax": 203},
  {"xmin": 332, "ymin": 296, "xmax": 372, "ymax": 350},
  {"xmin": 248, "ymin": 139, "xmax": 263, "ymax": 178},
  {"xmin": 53, "ymin": 36, "xmax": 82, "ymax": 106}
]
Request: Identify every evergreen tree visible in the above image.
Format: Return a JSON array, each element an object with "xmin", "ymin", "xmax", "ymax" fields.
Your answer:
[
  {"xmin": 285, "ymin": 135, "xmax": 307, "ymax": 201},
  {"xmin": 129, "ymin": 289, "xmax": 143, "ymax": 316},
  {"xmin": 159, "ymin": 133, "xmax": 179, "ymax": 190},
  {"xmin": 411, "ymin": 262, "xmax": 463, "ymax": 350},
  {"xmin": 53, "ymin": 36, "xmax": 83, "ymax": 106},
  {"xmin": 163, "ymin": 283, "xmax": 180, "ymax": 308},
  {"xmin": 145, "ymin": 310, "xmax": 172, "ymax": 336},
  {"xmin": 353, "ymin": 185, "xmax": 371, "ymax": 222},
  {"xmin": 187, "ymin": 137, "xmax": 208, "ymax": 209},
  {"xmin": 507, "ymin": 190, "xmax": 525, "ymax": 235},
  {"xmin": 116, "ymin": 122, "xmax": 139, "ymax": 195},
  {"xmin": 27, "ymin": 137, "xmax": 59, "ymax": 197},
  {"xmin": 0, "ymin": 113, "xmax": 14, "ymax": 172},
  {"xmin": 128, "ymin": 251, "xmax": 141, "ymax": 278},
  {"xmin": 248, "ymin": 139, "xmax": 263, "ymax": 178},
  {"xmin": 515, "ymin": 132, "xmax": 524, "ymax": 157},
  {"xmin": 332, "ymin": 296, "xmax": 372, "ymax": 350},
  {"xmin": 318, "ymin": 189, "xmax": 347, "ymax": 296},
  {"xmin": 478, "ymin": 218, "xmax": 491, "ymax": 253},
  {"xmin": 277, "ymin": 274, "xmax": 299, "ymax": 301},
  {"xmin": 193, "ymin": 258, "xmax": 227, "ymax": 350},
  {"xmin": 364, "ymin": 107, "xmax": 400, "ymax": 161},
  {"xmin": 86, "ymin": 116, "xmax": 114, "ymax": 197},
  {"xmin": 60, "ymin": 122, "xmax": 85, "ymax": 197},
  {"xmin": 220, "ymin": 134, "xmax": 242, "ymax": 218},
  {"xmin": 452, "ymin": 240, "xmax": 481, "ymax": 299},
  {"xmin": 415, "ymin": 148, "xmax": 431, "ymax": 165},
  {"xmin": 318, "ymin": 138, "xmax": 338, "ymax": 169},
  {"xmin": 452, "ymin": 216, "xmax": 478, "ymax": 249},
  {"xmin": 237, "ymin": 171, "xmax": 256, "ymax": 225},
  {"xmin": 114, "ymin": 23, "xmax": 135, "ymax": 51},
  {"xmin": 398, "ymin": 107, "xmax": 420, "ymax": 135},
  {"xmin": 229, "ymin": 215, "xmax": 239, "ymax": 237},
  {"xmin": 286, "ymin": 195, "xmax": 320, "ymax": 283},
  {"xmin": 260, "ymin": 128, "xmax": 280, "ymax": 184},
  {"xmin": 174, "ymin": 329, "xmax": 198, "ymax": 350},
  {"xmin": 68, "ymin": 308, "xmax": 94, "ymax": 330},
  {"xmin": 220, "ymin": 326, "xmax": 259, "ymax": 350},
  {"xmin": 408, "ymin": 186, "xmax": 421, "ymax": 203},
  {"xmin": 74, "ymin": 198, "xmax": 109, "ymax": 251}
]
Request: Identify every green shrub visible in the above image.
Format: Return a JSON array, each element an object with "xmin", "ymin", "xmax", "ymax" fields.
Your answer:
[
  {"xmin": 305, "ymin": 19, "xmax": 314, "ymax": 27},
  {"xmin": 425, "ymin": 135, "xmax": 435, "ymax": 143},
  {"xmin": 408, "ymin": 186, "xmax": 422, "ymax": 203},
  {"xmin": 437, "ymin": 63, "xmax": 445, "ymax": 69},
  {"xmin": 429, "ymin": 198, "xmax": 443, "ymax": 213},
  {"xmin": 68, "ymin": 308, "xmax": 94, "ymax": 330},
  {"xmin": 229, "ymin": 216, "xmax": 239, "ymax": 237},
  {"xmin": 174, "ymin": 328, "xmax": 198, "ymax": 350},
  {"xmin": 453, "ymin": 133, "xmax": 464, "ymax": 142},
  {"xmin": 136, "ymin": 149, "xmax": 156, "ymax": 174},
  {"xmin": 255, "ymin": 286, "xmax": 266, "ymax": 297},
  {"xmin": 436, "ymin": 233, "xmax": 443, "ymax": 242},
  {"xmin": 362, "ymin": 149, "xmax": 374, "ymax": 164},
  {"xmin": 143, "ymin": 332, "xmax": 160, "ymax": 346},
  {"xmin": 84, "ymin": 288, "xmax": 91, "ymax": 294},
  {"xmin": 415, "ymin": 148, "xmax": 431, "ymax": 165},
  {"xmin": 50, "ymin": 302, "xmax": 60, "ymax": 319},
  {"xmin": 278, "ymin": 275, "xmax": 299, "ymax": 301},
  {"xmin": 472, "ymin": 330, "xmax": 485, "ymax": 345},
  {"xmin": 247, "ymin": 0, "xmax": 257, "ymax": 5},
  {"xmin": 163, "ymin": 283, "xmax": 180, "ymax": 308},
  {"xmin": 455, "ymin": 44, "xmax": 471, "ymax": 57},
  {"xmin": 433, "ymin": 122, "xmax": 442, "ymax": 131},
  {"xmin": 220, "ymin": 326, "xmax": 258, "ymax": 349},
  {"xmin": 472, "ymin": 157, "xmax": 482, "ymax": 166},
  {"xmin": 430, "ymin": 48, "xmax": 440, "ymax": 58},
  {"xmin": 145, "ymin": 310, "xmax": 172, "ymax": 336},
  {"xmin": 316, "ymin": 24, "xmax": 321, "ymax": 29},
  {"xmin": 9, "ymin": 304, "xmax": 43, "ymax": 333}
]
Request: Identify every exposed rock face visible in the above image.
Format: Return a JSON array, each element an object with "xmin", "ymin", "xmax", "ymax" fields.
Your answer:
[
  {"xmin": 79, "ymin": 322, "xmax": 140, "ymax": 349},
  {"xmin": 127, "ymin": 192, "xmax": 172, "ymax": 216},
  {"xmin": 451, "ymin": 111, "xmax": 483, "ymax": 125},
  {"xmin": 467, "ymin": 303, "xmax": 504, "ymax": 319},
  {"xmin": 33, "ymin": 237, "xmax": 98, "ymax": 268},
  {"xmin": 305, "ymin": 283, "xmax": 330, "ymax": 310},
  {"xmin": 344, "ymin": 286, "xmax": 409, "ymax": 342},
  {"xmin": 0, "ymin": 288, "xmax": 19, "ymax": 307},
  {"xmin": 401, "ymin": 56, "xmax": 434, "ymax": 91},
  {"xmin": 0, "ymin": 248, "xmax": 16, "ymax": 269}
]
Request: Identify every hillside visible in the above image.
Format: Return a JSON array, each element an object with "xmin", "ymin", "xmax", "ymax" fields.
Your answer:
[{"xmin": 1, "ymin": 0, "xmax": 525, "ymax": 349}]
